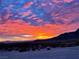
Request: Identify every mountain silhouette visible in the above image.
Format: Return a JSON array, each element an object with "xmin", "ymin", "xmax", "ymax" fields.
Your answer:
[
  {"xmin": 43, "ymin": 29, "xmax": 79, "ymax": 42},
  {"xmin": 0, "ymin": 29, "xmax": 79, "ymax": 52},
  {"xmin": 32, "ymin": 29, "xmax": 79, "ymax": 44},
  {"xmin": 54, "ymin": 29, "xmax": 79, "ymax": 40}
]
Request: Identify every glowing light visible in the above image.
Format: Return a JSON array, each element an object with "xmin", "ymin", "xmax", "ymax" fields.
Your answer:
[
  {"xmin": 35, "ymin": 33, "xmax": 56, "ymax": 40},
  {"xmin": 36, "ymin": 35, "xmax": 52, "ymax": 39}
]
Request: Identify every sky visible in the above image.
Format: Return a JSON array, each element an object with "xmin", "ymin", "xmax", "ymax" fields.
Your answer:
[{"xmin": 0, "ymin": 0, "xmax": 79, "ymax": 42}]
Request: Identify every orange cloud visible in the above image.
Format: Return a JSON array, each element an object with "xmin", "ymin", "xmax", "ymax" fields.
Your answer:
[{"xmin": 0, "ymin": 19, "xmax": 79, "ymax": 42}]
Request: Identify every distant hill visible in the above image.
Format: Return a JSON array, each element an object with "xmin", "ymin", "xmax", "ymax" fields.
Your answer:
[
  {"xmin": 0, "ymin": 29, "xmax": 79, "ymax": 52},
  {"xmin": 39, "ymin": 29, "xmax": 79, "ymax": 43}
]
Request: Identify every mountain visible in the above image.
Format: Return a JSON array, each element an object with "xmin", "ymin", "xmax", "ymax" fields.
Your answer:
[
  {"xmin": 43, "ymin": 29, "xmax": 79, "ymax": 43},
  {"xmin": 0, "ymin": 29, "xmax": 79, "ymax": 52},
  {"xmin": 53, "ymin": 29, "xmax": 79, "ymax": 40}
]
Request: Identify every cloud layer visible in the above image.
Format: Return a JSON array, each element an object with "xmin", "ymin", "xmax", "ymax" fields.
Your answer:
[{"xmin": 0, "ymin": 0, "xmax": 79, "ymax": 42}]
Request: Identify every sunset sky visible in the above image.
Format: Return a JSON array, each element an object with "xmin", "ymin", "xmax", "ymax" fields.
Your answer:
[{"xmin": 0, "ymin": 0, "xmax": 79, "ymax": 42}]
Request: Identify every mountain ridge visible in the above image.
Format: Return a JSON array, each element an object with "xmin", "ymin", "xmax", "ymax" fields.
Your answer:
[{"xmin": 0, "ymin": 29, "xmax": 79, "ymax": 52}]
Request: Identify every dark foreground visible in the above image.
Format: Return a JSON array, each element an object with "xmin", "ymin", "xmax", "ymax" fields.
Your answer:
[{"xmin": 0, "ymin": 46, "xmax": 79, "ymax": 59}]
